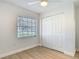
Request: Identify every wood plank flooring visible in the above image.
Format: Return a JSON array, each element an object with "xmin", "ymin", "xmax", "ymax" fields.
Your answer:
[
  {"xmin": 75, "ymin": 52, "xmax": 79, "ymax": 59},
  {"xmin": 1, "ymin": 46, "xmax": 79, "ymax": 59}
]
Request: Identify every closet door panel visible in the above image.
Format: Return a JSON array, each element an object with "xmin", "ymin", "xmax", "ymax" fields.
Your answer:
[
  {"xmin": 42, "ymin": 17, "xmax": 53, "ymax": 48},
  {"xmin": 41, "ymin": 13, "xmax": 64, "ymax": 52}
]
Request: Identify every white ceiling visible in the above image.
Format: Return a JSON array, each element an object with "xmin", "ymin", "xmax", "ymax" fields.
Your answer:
[{"xmin": 1, "ymin": 0, "xmax": 79, "ymax": 13}]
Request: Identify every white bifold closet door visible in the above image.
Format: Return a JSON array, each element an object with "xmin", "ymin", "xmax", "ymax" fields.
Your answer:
[{"xmin": 41, "ymin": 13, "xmax": 65, "ymax": 52}]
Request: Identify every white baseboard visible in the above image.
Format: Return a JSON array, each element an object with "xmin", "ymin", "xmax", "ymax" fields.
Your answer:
[
  {"xmin": 76, "ymin": 49, "xmax": 79, "ymax": 52},
  {"xmin": 64, "ymin": 51, "xmax": 76, "ymax": 56},
  {"xmin": 38, "ymin": 43, "xmax": 42, "ymax": 46},
  {"xmin": 0, "ymin": 44, "xmax": 40, "ymax": 58},
  {"xmin": 0, "ymin": 44, "xmax": 76, "ymax": 58}
]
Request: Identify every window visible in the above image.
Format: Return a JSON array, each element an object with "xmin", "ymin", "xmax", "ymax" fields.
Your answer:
[{"xmin": 16, "ymin": 16, "xmax": 37, "ymax": 38}]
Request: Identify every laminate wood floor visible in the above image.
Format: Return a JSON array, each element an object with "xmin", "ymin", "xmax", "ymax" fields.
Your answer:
[{"xmin": 1, "ymin": 46, "xmax": 79, "ymax": 59}]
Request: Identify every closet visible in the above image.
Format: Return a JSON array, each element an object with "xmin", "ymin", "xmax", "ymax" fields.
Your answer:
[{"xmin": 41, "ymin": 13, "xmax": 65, "ymax": 52}]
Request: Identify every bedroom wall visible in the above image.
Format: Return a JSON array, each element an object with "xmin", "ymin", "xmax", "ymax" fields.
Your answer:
[
  {"xmin": 75, "ymin": 6, "xmax": 79, "ymax": 51},
  {"xmin": 63, "ymin": 1, "xmax": 75, "ymax": 56},
  {"xmin": 0, "ymin": 0, "xmax": 40, "ymax": 58}
]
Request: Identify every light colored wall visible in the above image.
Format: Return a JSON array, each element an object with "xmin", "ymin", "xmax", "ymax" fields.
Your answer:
[
  {"xmin": 40, "ymin": 1, "xmax": 75, "ymax": 56},
  {"xmin": 75, "ymin": 6, "xmax": 79, "ymax": 50},
  {"xmin": 63, "ymin": 1, "xmax": 75, "ymax": 56},
  {"xmin": 0, "ymin": 1, "xmax": 40, "ymax": 57}
]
